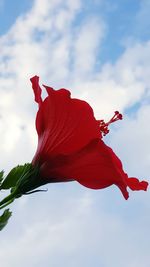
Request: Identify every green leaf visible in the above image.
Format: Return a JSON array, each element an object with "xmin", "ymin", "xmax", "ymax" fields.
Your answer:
[
  {"xmin": 0, "ymin": 163, "xmax": 32, "ymax": 190},
  {"xmin": 0, "ymin": 209, "xmax": 12, "ymax": 231}
]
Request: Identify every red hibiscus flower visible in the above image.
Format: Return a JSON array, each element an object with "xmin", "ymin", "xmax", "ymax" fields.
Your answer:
[{"xmin": 30, "ymin": 75, "xmax": 148, "ymax": 200}]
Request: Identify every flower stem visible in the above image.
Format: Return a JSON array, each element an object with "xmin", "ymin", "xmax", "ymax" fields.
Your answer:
[{"xmin": 0, "ymin": 190, "xmax": 18, "ymax": 210}]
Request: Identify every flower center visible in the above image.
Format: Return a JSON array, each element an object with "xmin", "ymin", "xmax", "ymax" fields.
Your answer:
[{"xmin": 99, "ymin": 111, "xmax": 123, "ymax": 136}]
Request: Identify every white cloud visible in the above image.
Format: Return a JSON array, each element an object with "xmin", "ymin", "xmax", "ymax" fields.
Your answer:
[
  {"xmin": 70, "ymin": 40, "xmax": 150, "ymax": 123},
  {"xmin": 0, "ymin": 186, "xmax": 150, "ymax": 267},
  {"xmin": 72, "ymin": 17, "xmax": 106, "ymax": 77},
  {"xmin": 109, "ymin": 104, "xmax": 150, "ymax": 178}
]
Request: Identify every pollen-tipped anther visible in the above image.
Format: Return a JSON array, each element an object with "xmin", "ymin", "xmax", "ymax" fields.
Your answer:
[{"xmin": 99, "ymin": 111, "xmax": 123, "ymax": 137}]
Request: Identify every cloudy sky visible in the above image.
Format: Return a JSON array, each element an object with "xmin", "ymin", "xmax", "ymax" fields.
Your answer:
[{"xmin": 0, "ymin": 0, "xmax": 150, "ymax": 266}]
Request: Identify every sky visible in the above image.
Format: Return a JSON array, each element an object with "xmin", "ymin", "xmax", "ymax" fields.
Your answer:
[{"xmin": 0, "ymin": 0, "xmax": 150, "ymax": 266}]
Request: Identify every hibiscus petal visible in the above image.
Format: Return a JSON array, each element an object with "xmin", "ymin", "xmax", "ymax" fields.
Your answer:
[
  {"xmin": 40, "ymin": 139, "xmax": 148, "ymax": 200},
  {"xmin": 30, "ymin": 76, "xmax": 42, "ymax": 106},
  {"xmin": 32, "ymin": 80, "xmax": 101, "ymax": 163},
  {"xmin": 126, "ymin": 177, "xmax": 148, "ymax": 191}
]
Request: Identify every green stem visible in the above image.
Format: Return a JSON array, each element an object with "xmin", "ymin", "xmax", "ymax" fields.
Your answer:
[
  {"xmin": 0, "ymin": 190, "xmax": 17, "ymax": 210},
  {"xmin": 0, "ymin": 199, "xmax": 15, "ymax": 210}
]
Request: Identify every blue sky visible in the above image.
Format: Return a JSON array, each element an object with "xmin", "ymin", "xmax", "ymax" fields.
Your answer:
[
  {"xmin": 0, "ymin": 0, "xmax": 150, "ymax": 267},
  {"xmin": 0, "ymin": 0, "xmax": 33, "ymax": 33}
]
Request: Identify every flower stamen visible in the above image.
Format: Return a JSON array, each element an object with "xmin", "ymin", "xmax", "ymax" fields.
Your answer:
[{"xmin": 99, "ymin": 111, "xmax": 123, "ymax": 137}]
